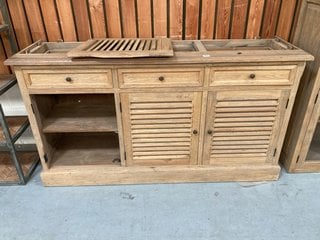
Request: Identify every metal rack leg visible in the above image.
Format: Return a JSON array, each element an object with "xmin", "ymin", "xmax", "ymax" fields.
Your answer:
[{"xmin": 0, "ymin": 105, "xmax": 26, "ymax": 184}]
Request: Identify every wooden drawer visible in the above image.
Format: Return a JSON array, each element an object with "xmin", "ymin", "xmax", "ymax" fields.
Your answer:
[
  {"xmin": 24, "ymin": 69, "xmax": 113, "ymax": 92},
  {"xmin": 209, "ymin": 66, "xmax": 297, "ymax": 86},
  {"xmin": 118, "ymin": 68, "xmax": 204, "ymax": 88}
]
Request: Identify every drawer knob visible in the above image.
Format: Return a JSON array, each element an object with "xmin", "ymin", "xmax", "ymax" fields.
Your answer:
[
  {"xmin": 193, "ymin": 129, "xmax": 198, "ymax": 135},
  {"xmin": 65, "ymin": 77, "xmax": 72, "ymax": 82},
  {"xmin": 158, "ymin": 76, "xmax": 165, "ymax": 81},
  {"xmin": 249, "ymin": 74, "xmax": 256, "ymax": 79},
  {"xmin": 207, "ymin": 130, "xmax": 213, "ymax": 135}
]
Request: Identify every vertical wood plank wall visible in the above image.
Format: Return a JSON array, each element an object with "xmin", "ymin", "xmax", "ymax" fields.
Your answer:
[{"xmin": 0, "ymin": 0, "xmax": 301, "ymax": 73}]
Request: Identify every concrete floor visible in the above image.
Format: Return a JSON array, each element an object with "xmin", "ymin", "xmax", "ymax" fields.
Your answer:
[{"xmin": 0, "ymin": 167, "xmax": 320, "ymax": 240}]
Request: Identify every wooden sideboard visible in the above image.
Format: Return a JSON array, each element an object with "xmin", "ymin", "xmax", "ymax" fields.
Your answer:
[{"xmin": 5, "ymin": 38, "xmax": 313, "ymax": 186}]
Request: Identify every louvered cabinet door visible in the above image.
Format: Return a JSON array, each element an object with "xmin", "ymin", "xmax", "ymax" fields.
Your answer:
[
  {"xmin": 203, "ymin": 90, "xmax": 289, "ymax": 165},
  {"xmin": 121, "ymin": 92, "xmax": 202, "ymax": 166}
]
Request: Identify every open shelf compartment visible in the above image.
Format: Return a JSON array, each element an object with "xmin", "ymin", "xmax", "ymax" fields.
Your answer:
[
  {"xmin": 33, "ymin": 94, "xmax": 117, "ymax": 133},
  {"xmin": 46, "ymin": 132, "xmax": 120, "ymax": 168}
]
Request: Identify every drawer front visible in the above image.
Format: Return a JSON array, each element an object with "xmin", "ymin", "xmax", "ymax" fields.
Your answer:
[
  {"xmin": 209, "ymin": 66, "xmax": 297, "ymax": 86},
  {"xmin": 118, "ymin": 68, "xmax": 204, "ymax": 88},
  {"xmin": 24, "ymin": 69, "xmax": 113, "ymax": 91}
]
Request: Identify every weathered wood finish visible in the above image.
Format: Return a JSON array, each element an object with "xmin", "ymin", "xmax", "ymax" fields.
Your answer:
[
  {"xmin": 67, "ymin": 38, "xmax": 174, "ymax": 58},
  {"xmin": 5, "ymin": 38, "xmax": 312, "ymax": 186},
  {"xmin": 121, "ymin": 91, "xmax": 202, "ymax": 166},
  {"xmin": 281, "ymin": 0, "xmax": 320, "ymax": 172},
  {"xmin": 203, "ymin": 89, "xmax": 290, "ymax": 165},
  {"xmin": 0, "ymin": 0, "xmax": 302, "ymax": 74}
]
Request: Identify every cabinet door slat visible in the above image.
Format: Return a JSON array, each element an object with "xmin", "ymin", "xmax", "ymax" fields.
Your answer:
[
  {"xmin": 121, "ymin": 92, "xmax": 201, "ymax": 166},
  {"xmin": 204, "ymin": 90, "xmax": 289, "ymax": 165}
]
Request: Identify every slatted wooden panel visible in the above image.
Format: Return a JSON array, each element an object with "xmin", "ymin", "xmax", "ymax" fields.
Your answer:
[
  {"xmin": 0, "ymin": 0, "xmax": 301, "ymax": 72},
  {"xmin": 67, "ymin": 38, "xmax": 173, "ymax": 58},
  {"xmin": 121, "ymin": 92, "xmax": 202, "ymax": 166},
  {"xmin": 204, "ymin": 90, "xmax": 288, "ymax": 165}
]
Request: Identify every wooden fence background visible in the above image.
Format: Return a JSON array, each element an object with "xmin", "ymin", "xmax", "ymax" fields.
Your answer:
[{"xmin": 0, "ymin": 0, "xmax": 301, "ymax": 73}]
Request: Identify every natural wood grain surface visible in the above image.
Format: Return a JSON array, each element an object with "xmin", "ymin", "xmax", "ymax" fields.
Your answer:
[
  {"xmin": 72, "ymin": 0, "xmax": 91, "ymax": 41},
  {"xmin": 185, "ymin": 0, "xmax": 200, "ymax": 40},
  {"xmin": 153, "ymin": 0, "xmax": 167, "ymax": 37},
  {"xmin": 215, "ymin": 0, "xmax": 232, "ymax": 39},
  {"xmin": 67, "ymin": 38, "xmax": 174, "ymax": 58},
  {"xmin": 200, "ymin": 0, "xmax": 216, "ymax": 39},
  {"xmin": 136, "ymin": 0, "xmax": 152, "ymax": 38},
  {"xmin": 118, "ymin": 68, "xmax": 203, "ymax": 88},
  {"xmin": 246, "ymin": 0, "xmax": 265, "ymax": 38},
  {"xmin": 6, "ymin": 38, "xmax": 311, "ymax": 185},
  {"xmin": 170, "ymin": 0, "xmax": 183, "ymax": 39},
  {"xmin": 120, "ymin": 0, "xmax": 137, "ymax": 38},
  {"xmin": 5, "ymin": 39, "xmax": 313, "ymax": 66},
  {"xmin": 0, "ymin": 0, "xmax": 301, "ymax": 73},
  {"xmin": 41, "ymin": 164, "xmax": 281, "ymax": 186},
  {"xmin": 48, "ymin": 133, "xmax": 120, "ymax": 167},
  {"xmin": 209, "ymin": 66, "xmax": 295, "ymax": 86},
  {"xmin": 23, "ymin": 0, "xmax": 47, "ymax": 42},
  {"xmin": 203, "ymin": 89, "xmax": 288, "ymax": 165},
  {"xmin": 104, "ymin": 0, "xmax": 122, "ymax": 38},
  {"xmin": 230, "ymin": 0, "xmax": 248, "ymax": 39},
  {"xmin": 24, "ymin": 68, "xmax": 113, "ymax": 93},
  {"xmin": 6, "ymin": 0, "xmax": 32, "ymax": 49},
  {"xmin": 42, "ymin": 104, "xmax": 117, "ymax": 133},
  {"xmin": 260, "ymin": 0, "xmax": 281, "ymax": 38},
  {"xmin": 88, "ymin": 0, "xmax": 107, "ymax": 38},
  {"xmin": 39, "ymin": 0, "xmax": 62, "ymax": 42},
  {"xmin": 276, "ymin": 0, "xmax": 297, "ymax": 40},
  {"xmin": 55, "ymin": 0, "xmax": 77, "ymax": 41},
  {"xmin": 121, "ymin": 91, "xmax": 202, "ymax": 166}
]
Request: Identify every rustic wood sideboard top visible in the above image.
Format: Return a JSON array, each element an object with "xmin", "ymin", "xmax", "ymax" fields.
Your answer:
[{"xmin": 4, "ymin": 38, "xmax": 314, "ymax": 66}]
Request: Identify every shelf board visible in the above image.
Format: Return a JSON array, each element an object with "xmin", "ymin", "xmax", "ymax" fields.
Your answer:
[
  {"xmin": 42, "ymin": 104, "xmax": 117, "ymax": 133},
  {"xmin": 50, "ymin": 133, "xmax": 120, "ymax": 168}
]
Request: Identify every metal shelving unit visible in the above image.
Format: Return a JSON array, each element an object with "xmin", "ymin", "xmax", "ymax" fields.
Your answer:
[{"xmin": 0, "ymin": 0, "xmax": 39, "ymax": 185}]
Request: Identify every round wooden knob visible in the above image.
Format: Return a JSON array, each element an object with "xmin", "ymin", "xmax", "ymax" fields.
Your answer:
[
  {"xmin": 158, "ymin": 76, "xmax": 165, "ymax": 81},
  {"xmin": 207, "ymin": 130, "xmax": 213, "ymax": 135},
  {"xmin": 193, "ymin": 129, "xmax": 198, "ymax": 135},
  {"xmin": 65, "ymin": 77, "xmax": 72, "ymax": 82},
  {"xmin": 249, "ymin": 74, "xmax": 256, "ymax": 79}
]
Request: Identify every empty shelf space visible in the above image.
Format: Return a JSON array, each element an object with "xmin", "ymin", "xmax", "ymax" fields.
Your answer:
[
  {"xmin": 48, "ymin": 132, "xmax": 120, "ymax": 168},
  {"xmin": 42, "ymin": 105, "xmax": 117, "ymax": 133},
  {"xmin": 33, "ymin": 94, "xmax": 117, "ymax": 133}
]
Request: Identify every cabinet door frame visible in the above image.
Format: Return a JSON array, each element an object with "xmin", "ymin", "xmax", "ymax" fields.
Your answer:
[
  {"xmin": 203, "ymin": 89, "xmax": 290, "ymax": 166},
  {"xmin": 121, "ymin": 91, "xmax": 202, "ymax": 166}
]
